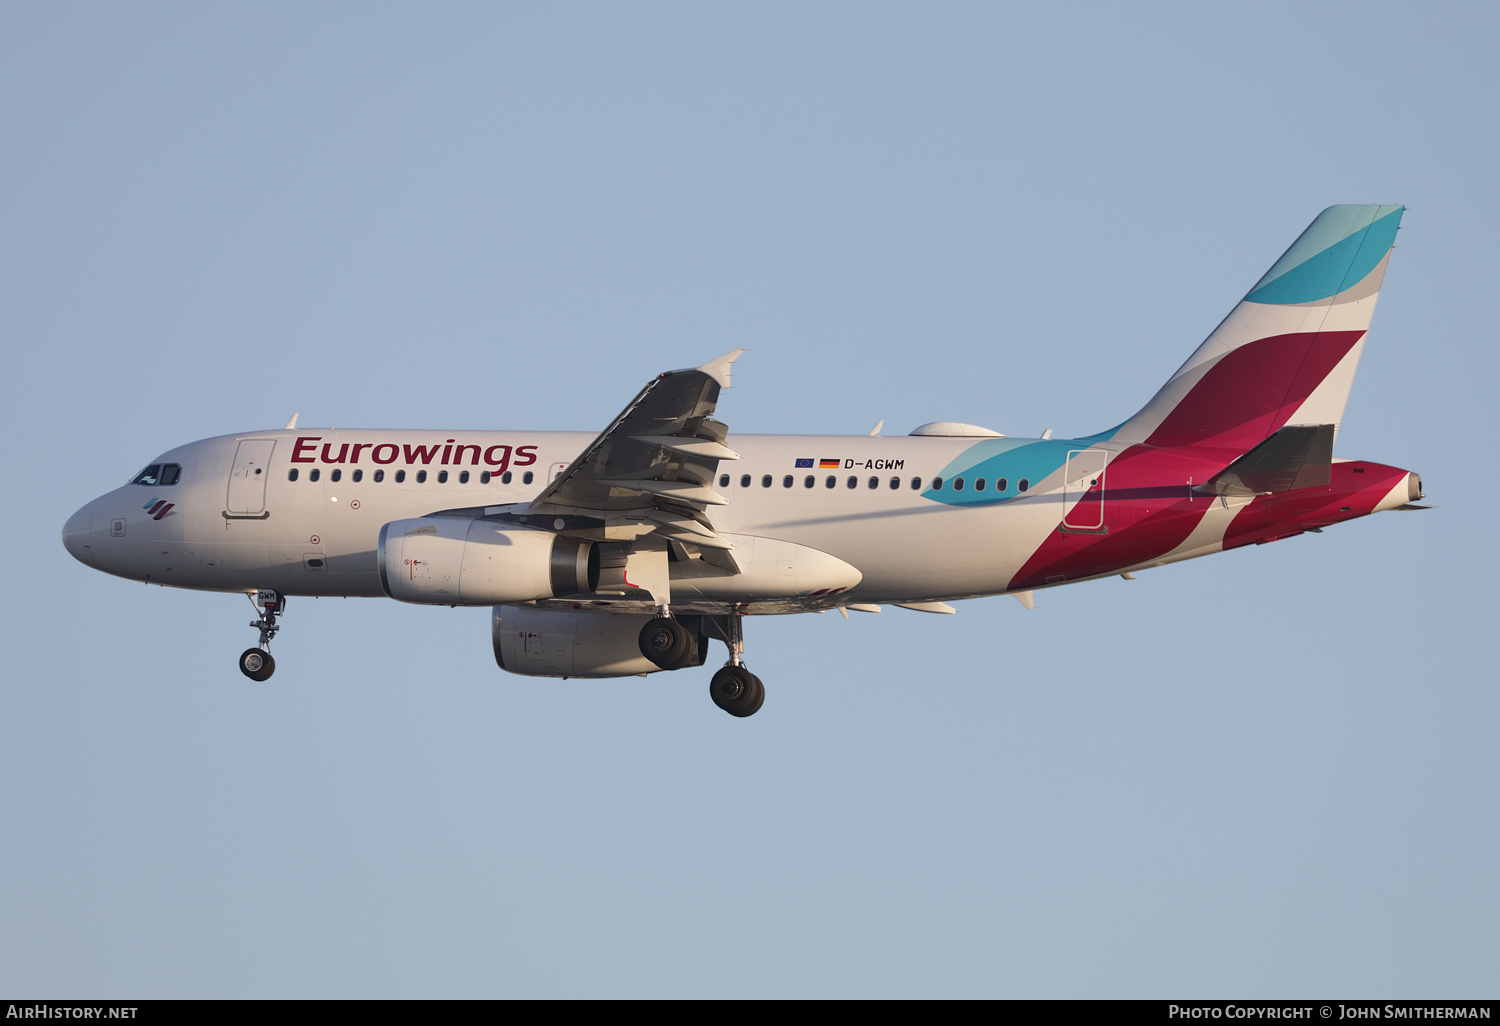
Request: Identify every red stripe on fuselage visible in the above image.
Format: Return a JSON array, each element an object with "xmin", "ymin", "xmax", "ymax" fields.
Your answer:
[
  {"xmin": 1008, "ymin": 444, "xmax": 1228, "ymax": 589},
  {"xmin": 1009, "ymin": 456, "xmax": 1410, "ymax": 589},
  {"xmin": 1223, "ymin": 462, "xmax": 1409, "ymax": 548}
]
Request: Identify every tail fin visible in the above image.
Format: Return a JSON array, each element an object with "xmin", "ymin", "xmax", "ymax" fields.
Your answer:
[{"xmin": 1109, "ymin": 205, "xmax": 1404, "ymax": 453}]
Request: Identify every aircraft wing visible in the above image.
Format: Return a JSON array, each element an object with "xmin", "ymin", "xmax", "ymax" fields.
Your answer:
[{"xmin": 527, "ymin": 350, "xmax": 744, "ymax": 550}]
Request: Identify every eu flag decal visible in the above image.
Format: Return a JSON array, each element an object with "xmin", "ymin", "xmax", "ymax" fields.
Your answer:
[{"xmin": 795, "ymin": 458, "xmax": 813, "ymax": 468}]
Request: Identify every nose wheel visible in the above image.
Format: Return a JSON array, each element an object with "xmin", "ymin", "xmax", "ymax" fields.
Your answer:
[
  {"xmin": 240, "ymin": 589, "xmax": 284, "ymax": 681},
  {"xmin": 239, "ymin": 648, "xmax": 276, "ymax": 681}
]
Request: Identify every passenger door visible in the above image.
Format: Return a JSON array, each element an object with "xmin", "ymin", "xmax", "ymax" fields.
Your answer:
[
  {"xmin": 1063, "ymin": 449, "xmax": 1107, "ymax": 530},
  {"xmin": 226, "ymin": 439, "xmax": 276, "ymax": 516}
]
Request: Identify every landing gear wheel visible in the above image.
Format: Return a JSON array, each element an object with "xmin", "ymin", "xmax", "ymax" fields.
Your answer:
[
  {"xmin": 239, "ymin": 648, "xmax": 275, "ymax": 681},
  {"xmin": 639, "ymin": 617, "xmax": 696, "ymax": 670},
  {"xmin": 710, "ymin": 665, "xmax": 765, "ymax": 717}
]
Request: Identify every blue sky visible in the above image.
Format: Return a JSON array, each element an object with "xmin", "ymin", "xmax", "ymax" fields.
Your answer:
[{"xmin": 3, "ymin": 2, "xmax": 1496, "ymax": 997}]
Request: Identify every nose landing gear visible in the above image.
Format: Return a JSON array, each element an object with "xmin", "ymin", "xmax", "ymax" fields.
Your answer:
[{"xmin": 240, "ymin": 589, "xmax": 283, "ymax": 681}]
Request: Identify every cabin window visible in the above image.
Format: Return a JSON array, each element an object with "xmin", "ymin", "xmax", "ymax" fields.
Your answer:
[
  {"xmin": 395, "ymin": 470, "xmax": 406, "ymax": 483},
  {"xmin": 762, "ymin": 475, "xmax": 772, "ymax": 488},
  {"xmin": 931, "ymin": 477, "xmax": 943, "ymax": 490},
  {"xmin": 890, "ymin": 477, "xmax": 900, "ymax": 490},
  {"xmin": 502, "ymin": 471, "xmax": 513, "ymax": 484},
  {"xmin": 911, "ymin": 477, "xmax": 922, "ymax": 490},
  {"xmin": 131, "ymin": 465, "xmax": 163, "ymax": 486},
  {"xmin": 847, "ymin": 476, "xmax": 857, "ymax": 489},
  {"xmin": 953, "ymin": 477, "xmax": 965, "ymax": 491},
  {"xmin": 804, "ymin": 475, "xmax": 815, "ymax": 488},
  {"xmin": 720, "ymin": 474, "xmax": 731, "ymax": 487},
  {"xmin": 416, "ymin": 470, "xmax": 427, "ymax": 484},
  {"xmin": 331, "ymin": 469, "xmax": 342, "ymax": 483},
  {"xmin": 996, "ymin": 478, "xmax": 1007, "ymax": 492},
  {"xmin": 868, "ymin": 476, "xmax": 878, "ymax": 489},
  {"xmin": 374, "ymin": 469, "xmax": 385, "ymax": 483},
  {"xmin": 309, "ymin": 468, "xmax": 321, "ymax": 482},
  {"xmin": 523, "ymin": 471, "xmax": 534, "ymax": 485},
  {"xmin": 825, "ymin": 476, "xmax": 836, "ymax": 489},
  {"xmin": 288, "ymin": 469, "xmax": 299, "ymax": 482},
  {"xmin": 460, "ymin": 471, "xmax": 470, "ymax": 484},
  {"xmin": 1018, "ymin": 478, "xmax": 1029, "ymax": 492},
  {"xmin": 353, "ymin": 469, "xmax": 363, "ymax": 483},
  {"xmin": 437, "ymin": 470, "xmax": 448, "ymax": 484},
  {"xmin": 481, "ymin": 471, "xmax": 491, "ymax": 484},
  {"xmin": 975, "ymin": 478, "xmax": 986, "ymax": 491},
  {"xmin": 783, "ymin": 475, "xmax": 794, "ymax": 488}
]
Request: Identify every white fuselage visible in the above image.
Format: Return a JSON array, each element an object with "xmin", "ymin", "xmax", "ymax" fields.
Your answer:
[{"xmin": 63, "ymin": 427, "xmax": 1103, "ymax": 606}]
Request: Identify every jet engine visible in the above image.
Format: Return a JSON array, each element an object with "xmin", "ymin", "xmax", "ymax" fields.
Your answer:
[
  {"xmin": 492, "ymin": 604, "xmax": 707, "ymax": 678},
  {"xmin": 378, "ymin": 517, "xmax": 597, "ymax": 605}
]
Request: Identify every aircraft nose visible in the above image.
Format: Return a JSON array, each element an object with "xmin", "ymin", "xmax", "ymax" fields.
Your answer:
[{"xmin": 62, "ymin": 503, "xmax": 95, "ymax": 565}]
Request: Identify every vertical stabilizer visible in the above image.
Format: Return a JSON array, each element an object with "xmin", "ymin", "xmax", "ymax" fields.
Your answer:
[{"xmin": 1109, "ymin": 205, "xmax": 1404, "ymax": 453}]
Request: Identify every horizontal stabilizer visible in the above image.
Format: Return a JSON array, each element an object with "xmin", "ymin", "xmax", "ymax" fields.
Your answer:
[{"xmin": 1200, "ymin": 424, "xmax": 1335, "ymax": 497}]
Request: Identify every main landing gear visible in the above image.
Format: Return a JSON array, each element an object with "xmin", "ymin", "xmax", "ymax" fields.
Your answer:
[
  {"xmin": 239, "ymin": 589, "xmax": 283, "ymax": 681},
  {"xmin": 638, "ymin": 613, "xmax": 700, "ymax": 671},
  {"xmin": 708, "ymin": 614, "xmax": 763, "ymax": 718},
  {"xmin": 639, "ymin": 610, "xmax": 765, "ymax": 717}
]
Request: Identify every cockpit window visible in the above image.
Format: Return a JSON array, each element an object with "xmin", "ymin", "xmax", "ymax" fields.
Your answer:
[{"xmin": 131, "ymin": 463, "xmax": 182, "ymax": 486}]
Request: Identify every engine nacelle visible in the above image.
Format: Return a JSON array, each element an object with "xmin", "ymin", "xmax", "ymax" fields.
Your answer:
[
  {"xmin": 378, "ymin": 517, "xmax": 597, "ymax": 605},
  {"xmin": 492, "ymin": 604, "xmax": 706, "ymax": 678}
]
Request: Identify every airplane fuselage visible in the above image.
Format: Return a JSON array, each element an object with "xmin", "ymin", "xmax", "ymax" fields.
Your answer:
[{"xmin": 63, "ymin": 426, "xmax": 1419, "ymax": 609}]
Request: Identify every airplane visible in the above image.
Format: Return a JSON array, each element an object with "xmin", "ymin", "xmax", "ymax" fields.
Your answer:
[{"xmin": 62, "ymin": 205, "xmax": 1426, "ymax": 717}]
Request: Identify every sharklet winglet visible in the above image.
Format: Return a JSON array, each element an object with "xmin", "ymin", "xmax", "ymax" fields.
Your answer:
[{"xmin": 696, "ymin": 349, "xmax": 745, "ymax": 389}]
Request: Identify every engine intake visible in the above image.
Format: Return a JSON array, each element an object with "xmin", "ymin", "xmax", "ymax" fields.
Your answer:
[{"xmin": 378, "ymin": 517, "xmax": 597, "ymax": 605}]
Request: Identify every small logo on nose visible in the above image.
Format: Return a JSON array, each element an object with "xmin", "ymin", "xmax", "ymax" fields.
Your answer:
[{"xmin": 142, "ymin": 498, "xmax": 176, "ymax": 521}]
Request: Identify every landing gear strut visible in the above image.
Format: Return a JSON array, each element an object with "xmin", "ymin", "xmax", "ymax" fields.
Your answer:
[
  {"xmin": 240, "ymin": 589, "xmax": 283, "ymax": 681},
  {"xmin": 708, "ymin": 613, "xmax": 764, "ymax": 717}
]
